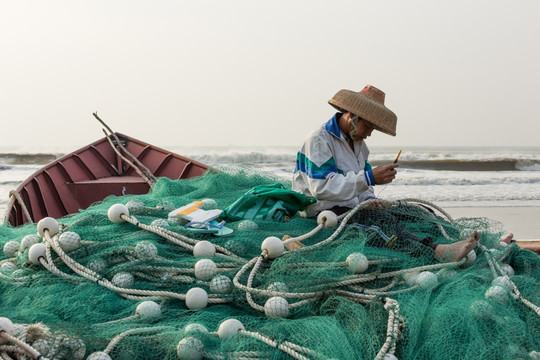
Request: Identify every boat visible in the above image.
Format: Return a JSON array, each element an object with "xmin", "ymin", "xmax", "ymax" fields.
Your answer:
[
  {"xmin": 0, "ymin": 120, "xmax": 538, "ymax": 360},
  {"xmin": 6, "ymin": 131, "xmax": 209, "ymax": 227}
]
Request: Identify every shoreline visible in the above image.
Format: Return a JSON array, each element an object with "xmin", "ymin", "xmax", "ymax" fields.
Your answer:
[{"xmin": 444, "ymin": 206, "xmax": 539, "ymax": 240}]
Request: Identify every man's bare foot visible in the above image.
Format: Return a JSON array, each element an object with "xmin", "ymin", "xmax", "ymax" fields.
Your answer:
[
  {"xmin": 435, "ymin": 231, "xmax": 480, "ymax": 262},
  {"xmin": 500, "ymin": 233, "xmax": 514, "ymax": 244}
]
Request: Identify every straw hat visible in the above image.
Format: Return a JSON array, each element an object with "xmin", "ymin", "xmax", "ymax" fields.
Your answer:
[{"xmin": 328, "ymin": 85, "xmax": 397, "ymax": 136}]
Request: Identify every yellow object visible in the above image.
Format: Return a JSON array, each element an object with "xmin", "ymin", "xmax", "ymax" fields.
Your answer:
[{"xmin": 393, "ymin": 150, "xmax": 402, "ymax": 163}]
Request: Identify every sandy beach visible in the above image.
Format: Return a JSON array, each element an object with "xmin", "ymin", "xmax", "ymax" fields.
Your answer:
[{"xmin": 445, "ymin": 206, "xmax": 539, "ymax": 240}]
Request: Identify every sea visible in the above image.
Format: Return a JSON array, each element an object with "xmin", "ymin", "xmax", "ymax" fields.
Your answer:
[{"xmin": 1, "ymin": 145, "xmax": 540, "ymax": 221}]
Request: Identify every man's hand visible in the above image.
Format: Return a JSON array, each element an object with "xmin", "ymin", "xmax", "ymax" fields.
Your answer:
[{"xmin": 372, "ymin": 164, "xmax": 399, "ymax": 185}]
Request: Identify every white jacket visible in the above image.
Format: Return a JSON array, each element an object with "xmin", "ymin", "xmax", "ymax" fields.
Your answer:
[{"xmin": 292, "ymin": 113, "xmax": 376, "ymax": 216}]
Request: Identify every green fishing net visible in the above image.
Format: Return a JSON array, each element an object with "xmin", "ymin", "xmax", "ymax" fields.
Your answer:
[{"xmin": 0, "ymin": 170, "xmax": 538, "ymax": 360}]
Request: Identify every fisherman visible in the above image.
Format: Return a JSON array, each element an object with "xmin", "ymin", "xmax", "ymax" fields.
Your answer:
[{"xmin": 292, "ymin": 84, "xmax": 482, "ymax": 261}]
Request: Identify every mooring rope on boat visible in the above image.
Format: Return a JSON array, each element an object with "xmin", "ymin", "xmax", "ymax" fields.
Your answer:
[{"xmin": 7, "ymin": 191, "xmax": 33, "ymax": 224}]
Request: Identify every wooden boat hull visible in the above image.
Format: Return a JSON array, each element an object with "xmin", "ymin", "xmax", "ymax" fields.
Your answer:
[{"xmin": 6, "ymin": 133, "xmax": 209, "ymax": 227}]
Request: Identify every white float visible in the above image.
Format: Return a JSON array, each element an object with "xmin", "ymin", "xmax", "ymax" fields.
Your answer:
[
  {"xmin": 37, "ymin": 217, "xmax": 60, "ymax": 237},
  {"xmin": 193, "ymin": 241, "xmax": 216, "ymax": 258},
  {"xmin": 317, "ymin": 210, "xmax": 338, "ymax": 228},
  {"xmin": 264, "ymin": 296, "xmax": 289, "ymax": 318},
  {"xmin": 107, "ymin": 204, "xmax": 129, "ymax": 224},
  {"xmin": 261, "ymin": 237, "xmax": 284, "ymax": 259},
  {"xmin": 346, "ymin": 253, "xmax": 369, "ymax": 273},
  {"xmin": 185, "ymin": 288, "xmax": 208, "ymax": 310},
  {"xmin": 194, "ymin": 259, "xmax": 217, "ymax": 280},
  {"xmin": 217, "ymin": 319, "xmax": 245, "ymax": 339}
]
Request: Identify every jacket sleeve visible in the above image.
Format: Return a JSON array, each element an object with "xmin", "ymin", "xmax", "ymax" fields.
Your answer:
[{"xmin": 294, "ymin": 135, "xmax": 373, "ymax": 202}]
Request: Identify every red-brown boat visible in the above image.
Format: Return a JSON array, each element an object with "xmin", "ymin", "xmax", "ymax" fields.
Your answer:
[{"xmin": 6, "ymin": 132, "xmax": 209, "ymax": 227}]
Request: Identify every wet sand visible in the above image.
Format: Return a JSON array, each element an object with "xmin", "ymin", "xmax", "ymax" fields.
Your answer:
[{"xmin": 445, "ymin": 206, "xmax": 539, "ymax": 240}]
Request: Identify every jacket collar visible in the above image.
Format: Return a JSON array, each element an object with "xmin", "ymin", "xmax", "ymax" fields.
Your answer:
[{"xmin": 325, "ymin": 113, "xmax": 343, "ymax": 139}]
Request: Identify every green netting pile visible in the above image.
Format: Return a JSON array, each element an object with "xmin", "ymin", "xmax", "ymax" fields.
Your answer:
[{"xmin": 0, "ymin": 170, "xmax": 539, "ymax": 360}]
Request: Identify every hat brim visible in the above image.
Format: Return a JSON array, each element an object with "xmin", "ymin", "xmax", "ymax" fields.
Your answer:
[{"xmin": 328, "ymin": 90, "xmax": 397, "ymax": 136}]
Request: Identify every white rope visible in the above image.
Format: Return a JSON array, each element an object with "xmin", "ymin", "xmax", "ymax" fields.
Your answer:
[
  {"xmin": 239, "ymin": 331, "xmax": 309, "ymax": 360},
  {"xmin": 103, "ymin": 326, "xmax": 173, "ymax": 355},
  {"xmin": 120, "ymin": 214, "xmax": 245, "ymax": 262},
  {"xmin": 8, "ymin": 191, "xmax": 33, "ymax": 224},
  {"xmin": 0, "ymin": 333, "xmax": 43, "ymax": 360},
  {"xmin": 375, "ymin": 298, "xmax": 401, "ymax": 360}
]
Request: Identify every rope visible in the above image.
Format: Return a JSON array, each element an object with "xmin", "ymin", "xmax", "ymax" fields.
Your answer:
[
  {"xmin": 0, "ymin": 332, "xmax": 42, "ymax": 360},
  {"xmin": 8, "ymin": 191, "xmax": 33, "ymax": 224},
  {"xmin": 103, "ymin": 326, "xmax": 173, "ymax": 355}
]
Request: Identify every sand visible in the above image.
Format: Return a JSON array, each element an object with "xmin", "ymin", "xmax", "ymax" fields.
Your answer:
[{"xmin": 445, "ymin": 206, "xmax": 539, "ymax": 240}]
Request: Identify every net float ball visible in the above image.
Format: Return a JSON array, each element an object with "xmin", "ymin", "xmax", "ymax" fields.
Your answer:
[
  {"xmin": 461, "ymin": 250, "xmax": 477, "ymax": 268},
  {"xmin": 193, "ymin": 241, "xmax": 216, "ymax": 258},
  {"xmin": 438, "ymin": 269, "xmax": 458, "ymax": 281},
  {"xmin": 415, "ymin": 271, "xmax": 438, "ymax": 290},
  {"xmin": 183, "ymin": 323, "xmax": 209, "ymax": 336},
  {"xmin": 107, "ymin": 204, "xmax": 129, "ymax": 224},
  {"xmin": 346, "ymin": 253, "xmax": 369, "ymax": 274},
  {"xmin": 200, "ymin": 198, "xmax": 218, "ymax": 210},
  {"xmin": 177, "ymin": 336, "xmax": 204, "ymax": 360},
  {"xmin": 485, "ymin": 285, "xmax": 509, "ymax": 304},
  {"xmin": 502, "ymin": 264, "xmax": 515, "ymax": 276},
  {"xmin": 20, "ymin": 234, "xmax": 39, "ymax": 253},
  {"xmin": 317, "ymin": 210, "xmax": 338, "ymax": 228},
  {"xmin": 185, "ymin": 287, "xmax": 208, "ymax": 310},
  {"xmin": 264, "ymin": 296, "xmax": 289, "ymax": 318},
  {"xmin": 30, "ymin": 338, "xmax": 52, "ymax": 356},
  {"xmin": 61, "ymin": 337, "xmax": 86, "ymax": 360},
  {"xmin": 261, "ymin": 236, "xmax": 284, "ymax": 259},
  {"xmin": 112, "ymin": 272, "xmax": 134, "ymax": 288},
  {"xmin": 224, "ymin": 240, "xmax": 246, "ymax": 255},
  {"xmin": 86, "ymin": 352, "xmax": 112, "ymax": 360},
  {"xmin": 151, "ymin": 219, "xmax": 169, "ymax": 228},
  {"xmin": 28, "ymin": 243, "xmax": 47, "ymax": 265},
  {"xmin": 125, "ymin": 199, "xmax": 145, "ymax": 211},
  {"xmin": 87, "ymin": 258, "xmax": 107, "ymax": 273},
  {"xmin": 3, "ymin": 241, "xmax": 20, "ymax": 258},
  {"xmin": 156, "ymin": 200, "xmax": 175, "ymax": 211},
  {"xmin": 0, "ymin": 262, "xmax": 17, "ymax": 273},
  {"xmin": 58, "ymin": 231, "xmax": 81, "ymax": 252},
  {"xmin": 491, "ymin": 276, "xmax": 513, "ymax": 291},
  {"xmin": 135, "ymin": 241, "xmax": 158, "ymax": 259},
  {"xmin": 217, "ymin": 319, "xmax": 245, "ymax": 339},
  {"xmin": 530, "ymin": 351, "xmax": 540, "ymax": 360},
  {"xmin": 469, "ymin": 299, "xmax": 495, "ymax": 320},
  {"xmin": 0, "ymin": 317, "xmax": 13, "ymax": 345},
  {"xmin": 194, "ymin": 259, "xmax": 217, "ymax": 280},
  {"xmin": 37, "ymin": 217, "xmax": 60, "ymax": 237},
  {"xmin": 237, "ymin": 220, "xmax": 259, "ymax": 231},
  {"xmin": 209, "ymin": 275, "xmax": 233, "ymax": 294},
  {"xmin": 136, "ymin": 301, "xmax": 161, "ymax": 319},
  {"xmin": 267, "ymin": 282, "xmax": 289, "ymax": 294},
  {"xmin": 403, "ymin": 272, "xmax": 419, "ymax": 286}
]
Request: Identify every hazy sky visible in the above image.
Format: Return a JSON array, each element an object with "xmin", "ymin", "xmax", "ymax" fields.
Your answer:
[{"xmin": 1, "ymin": 0, "xmax": 539, "ymax": 149}]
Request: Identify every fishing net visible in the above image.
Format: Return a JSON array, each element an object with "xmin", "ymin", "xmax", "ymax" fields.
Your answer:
[{"xmin": 0, "ymin": 169, "xmax": 539, "ymax": 360}]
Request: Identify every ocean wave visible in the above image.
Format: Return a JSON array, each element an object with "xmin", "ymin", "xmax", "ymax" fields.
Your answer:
[
  {"xmin": 0, "ymin": 153, "xmax": 60, "ymax": 165},
  {"xmin": 1, "ymin": 148, "xmax": 539, "ymax": 171}
]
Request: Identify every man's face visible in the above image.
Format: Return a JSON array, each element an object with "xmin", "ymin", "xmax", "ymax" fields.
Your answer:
[{"xmin": 350, "ymin": 117, "xmax": 376, "ymax": 142}]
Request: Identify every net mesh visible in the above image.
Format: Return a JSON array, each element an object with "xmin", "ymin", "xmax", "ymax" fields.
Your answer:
[{"xmin": 0, "ymin": 170, "xmax": 538, "ymax": 360}]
